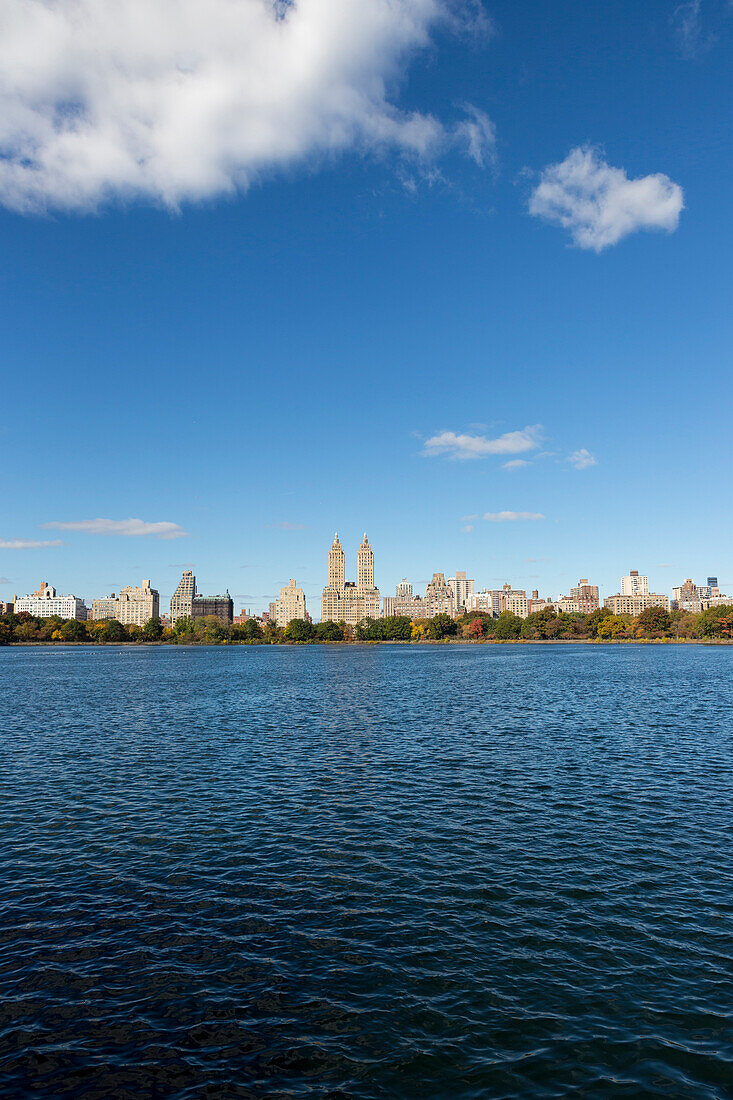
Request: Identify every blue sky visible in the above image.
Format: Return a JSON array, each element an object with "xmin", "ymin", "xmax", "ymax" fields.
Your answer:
[{"xmin": 1, "ymin": 0, "xmax": 731, "ymax": 613}]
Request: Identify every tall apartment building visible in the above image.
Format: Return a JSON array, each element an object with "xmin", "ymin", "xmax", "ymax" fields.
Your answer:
[
  {"xmin": 14, "ymin": 581, "xmax": 87, "ymax": 621},
  {"xmin": 465, "ymin": 589, "xmax": 503, "ymax": 617},
  {"xmin": 90, "ymin": 594, "xmax": 118, "ymax": 621},
  {"xmin": 321, "ymin": 534, "xmax": 381, "ymax": 624},
  {"xmin": 448, "ymin": 571, "xmax": 474, "ymax": 613},
  {"xmin": 465, "ymin": 584, "xmax": 549, "ymax": 620},
  {"xmin": 672, "ymin": 578, "xmax": 730, "ymax": 613},
  {"xmin": 275, "ymin": 579, "xmax": 307, "ymax": 626},
  {"xmin": 552, "ymin": 579, "xmax": 600, "ymax": 615},
  {"xmin": 621, "ymin": 570, "xmax": 649, "ymax": 596},
  {"xmin": 423, "ymin": 573, "xmax": 454, "ymax": 618},
  {"xmin": 192, "ymin": 593, "xmax": 233, "ymax": 625},
  {"xmin": 382, "ymin": 580, "xmax": 425, "ymax": 619},
  {"xmin": 116, "ymin": 580, "xmax": 159, "ymax": 626},
  {"xmin": 604, "ymin": 592, "xmax": 670, "ymax": 615},
  {"xmin": 170, "ymin": 570, "xmax": 196, "ymax": 624}
]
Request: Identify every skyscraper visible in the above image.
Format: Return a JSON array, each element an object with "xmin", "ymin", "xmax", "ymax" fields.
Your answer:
[
  {"xmin": 321, "ymin": 533, "xmax": 381, "ymax": 624},
  {"xmin": 170, "ymin": 570, "xmax": 196, "ymax": 624}
]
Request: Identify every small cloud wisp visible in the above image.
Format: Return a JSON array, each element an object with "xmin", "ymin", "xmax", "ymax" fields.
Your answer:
[{"xmin": 40, "ymin": 518, "xmax": 188, "ymax": 539}]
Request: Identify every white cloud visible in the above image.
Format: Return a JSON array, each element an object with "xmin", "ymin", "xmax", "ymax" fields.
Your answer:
[
  {"xmin": 567, "ymin": 448, "xmax": 597, "ymax": 469},
  {"xmin": 671, "ymin": 0, "xmax": 714, "ymax": 57},
  {"xmin": 423, "ymin": 424, "xmax": 542, "ymax": 460},
  {"xmin": 502, "ymin": 458, "xmax": 529, "ymax": 471},
  {"xmin": 529, "ymin": 146, "xmax": 684, "ymax": 251},
  {"xmin": 455, "ymin": 105, "xmax": 496, "ymax": 168},
  {"xmin": 0, "ymin": 0, "xmax": 494, "ymax": 213},
  {"xmin": 0, "ymin": 538, "xmax": 63, "ymax": 549},
  {"xmin": 483, "ymin": 511, "xmax": 544, "ymax": 522},
  {"xmin": 461, "ymin": 524, "xmax": 474, "ymax": 533},
  {"xmin": 40, "ymin": 518, "xmax": 188, "ymax": 539},
  {"xmin": 0, "ymin": 576, "xmax": 11, "ymax": 583}
]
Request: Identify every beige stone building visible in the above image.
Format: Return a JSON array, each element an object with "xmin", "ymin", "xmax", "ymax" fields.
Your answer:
[
  {"xmin": 170, "ymin": 570, "xmax": 196, "ymax": 624},
  {"xmin": 423, "ymin": 573, "xmax": 455, "ymax": 618},
  {"xmin": 90, "ymin": 595, "xmax": 118, "ymax": 621},
  {"xmin": 321, "ymin": 534, "xmax": 381, "ymax": 624},
  {"xmin": 275, "ymin": 579, "xmax": 307, "ymax": 626},
  {"xmin": 604, "ymin": 592, "xmax": 670, "ymax": 616},
  {"xmin": 116, "ymin": 580, "xmax": 159, "ymax": 626}
]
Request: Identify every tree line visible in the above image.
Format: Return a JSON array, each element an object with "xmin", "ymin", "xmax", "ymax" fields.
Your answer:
[{"xmin": 2, "ymin": 603, "xmax": 732, "ymax": 645}]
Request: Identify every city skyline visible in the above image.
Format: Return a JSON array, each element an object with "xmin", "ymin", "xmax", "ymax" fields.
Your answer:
[
  {"xmin": 2, "ymin": 1, "xmax": 731, "ymax": 618},
  {"xmin": 8, "ymin": 548, "xmax": 728, "ymax": 624}
]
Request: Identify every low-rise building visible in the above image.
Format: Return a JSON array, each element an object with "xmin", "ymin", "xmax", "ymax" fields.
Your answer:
[
  {"xmin": 116, "ymin": 580, "xmax": 160, "ymax": 626},
  {"xmin": 192, "ymin": 592, "xmax": 233, "ymax": 625},
  {"xmin": 14, "ymin": 581, "xmax": 86, "ymax": 621},
  {"xmin": 275, "ymin": 579, "xmax": 307, "ymax": 626}
]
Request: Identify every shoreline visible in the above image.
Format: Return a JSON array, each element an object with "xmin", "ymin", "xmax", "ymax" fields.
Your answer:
[{"xmin": 5, "ymin": 637, "xmax": 732, "ymax": 648}]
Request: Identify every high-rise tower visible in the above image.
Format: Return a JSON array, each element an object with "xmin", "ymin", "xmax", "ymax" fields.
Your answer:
[
  {"xmin": 328, "ymin": 534, "xmax": 345, "ymax": 588},
  {"xmin": 171, "ymin": 570, "xmax": 196, "ymax": 624},
  {"xmin": 321, "ymin": 533, "xmax": 380, "ymax": 624},
  {"xmin": 357, "ymin": 534, "xmax": 374, "ymax": 589}
]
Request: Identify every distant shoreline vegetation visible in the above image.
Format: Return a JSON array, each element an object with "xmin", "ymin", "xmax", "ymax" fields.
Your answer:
[{"xmin": 2, "ymin": 606, "xmax": 732, "ymax": 645}]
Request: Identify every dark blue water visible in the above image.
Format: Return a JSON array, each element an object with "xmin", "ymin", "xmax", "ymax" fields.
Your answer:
[{"xmin": 1, "ymin": 644, "xmax": 732, "ymax": 1098}]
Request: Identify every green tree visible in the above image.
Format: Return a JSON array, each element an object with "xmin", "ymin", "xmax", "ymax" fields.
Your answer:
[
  {"xmin": 494, "ymin": 610, "xmax": 522, "ymax": 640},
  {"xmin": 425, "ymin": 613, "xmax": 457, "ymax": 640},
  {"xmin": 14, "ymin": 621, "xmax": 39, "ymax": 642},
  {"xmin": 585, "ymin": 606, "xmax": 611, "ymax": 635},
  {"xmin": 173, "ymin": 616, "xmax": 195, "ymax": 638},
  {"xmin": 102, "ymin": 619, "xmax": 127, "ymax": 643},
  {"xmin": 59, "ymin": 619, "xmax": 87, "ymax": 642},
  {"xmin": 635, "ymin": 605, "xmax": 671, "ymax": 636},
  {"xmin": 232, "ymin": 618, "xmax": 263, "ymax": 642},
  {"xmin": 315, "ymin": 620, "xmax": 344, "ymax": 641},
  {"xmin": 697, "ymin": 605, "xmax": 733, "ymax": 638},
  {"xmin": 597, "ymin": 615, "xmax": 627, "ymax": 639},
  {"xmin": 143, "ymin": 616, "xmax": 163, "ymax": 640},
  {"xmin": 286, "ymin": 618, "xmax": 316, "ymax": 642},
  {"xmin": 0, "ymin": 621, "xmax": 11, "ymax": 645}
]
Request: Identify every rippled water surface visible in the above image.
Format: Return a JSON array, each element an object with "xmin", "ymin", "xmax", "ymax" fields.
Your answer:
[{"xmin": 1, "ymin": 644, "xmax": 732, "ymax": 1098}]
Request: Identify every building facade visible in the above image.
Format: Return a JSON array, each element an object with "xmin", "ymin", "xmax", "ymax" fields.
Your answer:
[
  {"xmin": 116, "ymin": 580, "xmax": 159, "ymax": 626},
  {"xmin": 321, "ymin": 534, "xmax": 381, "ymax": 624},
  {"xmin": 14, "ymin": 581, "xmax": 86, "ymax": 621},
  {"xmin": 90, "ymin": 594, "xmax": 118, "ymax": 621},
  {"xmin": 604, "ymin": 592, "xmax": 670, "ymax": 615},
  {"xmin": 170, "ymin": 570, "xmax": 196, "ymax": 624},
  {"xmin": 423, "ymin": 573, "xmax": 454, "ymax": 618},
  {"xmin": 192, "ymin": 593, "xmax": 234, "ymax": 625},
  {"xmin": 621, "ymin": 570, "xmax": 649, "ymax": 596},
  {"xmin": 275, "ymin": 579, "xmax": 307, "ymax": 626},
  {"xmin": 447, "ymin": 571, "xmax": 474, "ymax": 614},
  {"xmin": 671, "ymin": 578, "xmax": 730, "ymax": 613}
]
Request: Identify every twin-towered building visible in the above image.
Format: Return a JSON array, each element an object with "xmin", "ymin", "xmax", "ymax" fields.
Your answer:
[{"xmin": 321, "ymin": 534, "xmax": 381, "ymax": 624}]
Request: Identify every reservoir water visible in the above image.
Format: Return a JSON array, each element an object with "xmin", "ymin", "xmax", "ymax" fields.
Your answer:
[{"xmin": 1, "ymin": 644, "xmax": 732, "ymax": 1098}]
